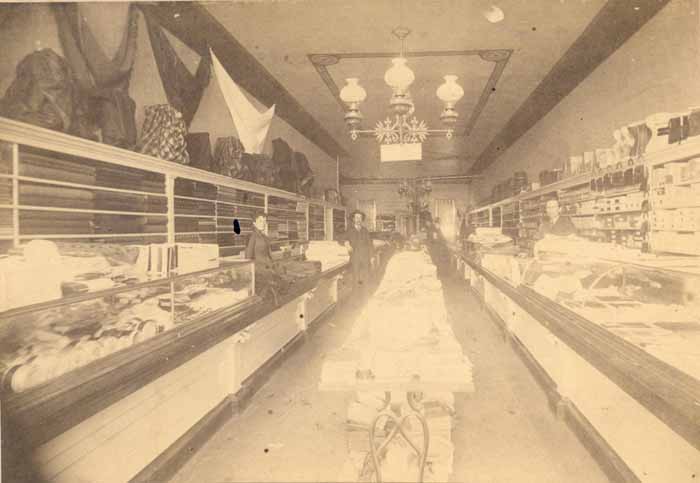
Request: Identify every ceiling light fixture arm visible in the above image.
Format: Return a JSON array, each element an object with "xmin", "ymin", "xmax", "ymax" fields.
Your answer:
[{"xmin": 339, "ymin": 23, "xmax": 464, "ymax": 146}]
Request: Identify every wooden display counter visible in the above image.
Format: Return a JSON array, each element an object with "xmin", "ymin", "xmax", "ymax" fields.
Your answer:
[
  {"xmin": 460, "ymin": 256, "xmax": 700, "ymax": 483},
  {"xmin": 3, "ymin": 263, "xmax": 348, "ymax": 483}
]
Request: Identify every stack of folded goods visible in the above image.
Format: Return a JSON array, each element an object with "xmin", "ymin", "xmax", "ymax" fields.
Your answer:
[
  {"xmin": 217, "ymin": 186, "xmax": 265, "ymax": 207},
  {"xmin": 468, "ymin": 227, "xmax": 513, "ymax": 248},
  {"xmin": 325, "ymin": 250, "xmax": 472, "ymax": 483},
  {"xmin": 94, "ymin": 191, "xmax": 167, "ymax": 213},
  {"xmin": 0, "ymin": 177, "xmax": 12, "ymax": 204},
  {"xmin": 95, "ymin": 164, "xmax": 165, "ymax": 194},
  {"xmin": 174, "ymin": 197, "xmax": 216, "ymax": 216},
  {"xmin": 304, "ymin": 241, "xmax": 350, "ymax": 271},
  {"xmin": 19, "ymin": 182, "xmax": 95, "ymax": 210},
  {"xmin": 174, "ymin": 217, "xmax": 216, "ymax": 233},
  {"xmin": 94, "ymin": 214, "xmax": 168, "ymax": 234},
  {"xmin": 174, "ymin": 179, "xmax": 217, "ymax": 200},
  {"xmin": 19, "ymin": 210, "xmax": 95, "ymax": 235},
  {"xmin": 19, "ymin": 150, "xmax": 97, "ymax": 186},
  {"xmin": 0, "ymin": 205, "xmax": 12, "ymax": 238}
]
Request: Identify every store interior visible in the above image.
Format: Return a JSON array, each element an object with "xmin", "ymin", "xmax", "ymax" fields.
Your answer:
[{"xmin": 0, "ymin": 1, "xmax": 699, "ymax": 482}]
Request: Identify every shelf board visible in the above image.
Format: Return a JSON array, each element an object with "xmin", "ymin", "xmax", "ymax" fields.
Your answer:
[
  {"xmin": 10, "ymin": 174, "xmax": 168, "ymax": 197},
  {"xmin": 646, "ymin": 138, "xmax": 700, "ymax": 167},
  {"xmin": 18, "ymin": 232, "xmax": 167, "ymax": 239},
  {"xmin": 676, "ymin": 178, "xmax": 700, "ymax": 187},
  {"xmin": 572, "ymin": 209, "xmax": 643, "ymax": 216}
]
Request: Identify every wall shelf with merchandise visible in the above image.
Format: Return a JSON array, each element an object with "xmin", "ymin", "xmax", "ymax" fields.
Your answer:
[
  {"xmin": 0, "ymin": 116, "xmax": 349, "ymax": 450},
  {"xmin": 470, "ymin": 135, "xmax": 700, "ymax": 255}
]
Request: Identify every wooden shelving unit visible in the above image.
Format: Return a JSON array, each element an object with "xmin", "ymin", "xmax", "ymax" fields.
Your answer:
[{"xmin": 0, "ymin": 117, "xmax": 346, "ymax": 258}]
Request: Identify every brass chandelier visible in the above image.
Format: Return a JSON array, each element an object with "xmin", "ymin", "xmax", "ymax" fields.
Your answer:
[{"xmin": 338, "ymin": 26, "xmax": 464, "ymax": 145}]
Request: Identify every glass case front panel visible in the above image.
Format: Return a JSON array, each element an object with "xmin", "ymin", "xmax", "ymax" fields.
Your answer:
[
  {"xmin": 0, "ymin": 279, "xmax": 172, "ymax": 393},
  {"xmin": 0, "ymin": 260, "xmax": 255, "ymax": 394},
  {"xmin": 521, "ymin": 252, "xmax": 700, "ymax": 380},
  {"xmin": 170, "ymin": 262, "xmax": 254, "ymax": 326}
]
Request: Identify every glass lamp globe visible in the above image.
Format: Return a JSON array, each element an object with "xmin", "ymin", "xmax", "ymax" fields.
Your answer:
[
  {"xmin": 436, "ymin": 75, "xmax": 464, "ymax": 106},
  {"xmin": 339, "ymin": 78, "xmax": 367, "ymax": 105},
  {"xmin": 385, "ymin": 57, "xmax": 415, "ymax": 93}
]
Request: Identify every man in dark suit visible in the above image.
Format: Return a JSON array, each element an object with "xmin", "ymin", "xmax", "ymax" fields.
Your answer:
[{"xmin": 344, "ymin": 210, "xmax": 375, "ymax": 293}]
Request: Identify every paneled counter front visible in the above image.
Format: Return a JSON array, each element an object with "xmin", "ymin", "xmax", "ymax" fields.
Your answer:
[
  {"xmin": 0, "ymin": 117, "xmax": 353, "ymax": 483},
  {"xmin": 456, "ymin": 244, "xmax": 700, "ymax": 483}
]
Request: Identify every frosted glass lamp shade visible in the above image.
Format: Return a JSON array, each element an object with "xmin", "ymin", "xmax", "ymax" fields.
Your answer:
[
  {"xmin": 339, "ymin": 78, "xmax": 367, "ymax": 105},
  {"xmin": 384, "ymin": 57, "xmax": 415, "ymax": 93},
  {"xmin": 436, "ymin": 75, "xmax": 464, "ymax": 106}
]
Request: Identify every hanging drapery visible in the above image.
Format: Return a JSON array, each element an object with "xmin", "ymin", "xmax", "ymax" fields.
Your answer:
[
  {"xmin": 210, "ymin": 48, "xmax": 275, "ymax": 154},
  {"xmin": 52, "ymin": 3, "xmax": 138, "ymax": 149},
  {"xmin": 141, "ymin": 10, "xmax": 210, "ymax": 127}
]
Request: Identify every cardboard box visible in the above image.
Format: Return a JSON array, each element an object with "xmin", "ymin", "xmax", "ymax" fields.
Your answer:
[{"xmin": 175, "ymin": 243, "xmax": 220, "ymax": 275}]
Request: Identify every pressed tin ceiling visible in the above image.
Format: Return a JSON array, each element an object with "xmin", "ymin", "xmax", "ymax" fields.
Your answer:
[{"xmin": 201, "ymin": 0, "xmax": 652, "ymax": 177}]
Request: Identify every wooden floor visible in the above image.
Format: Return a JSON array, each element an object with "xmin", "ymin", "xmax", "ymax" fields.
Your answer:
[{"xmin": 169, "ymin": 275, "xmax": 610, "ymax": 483}]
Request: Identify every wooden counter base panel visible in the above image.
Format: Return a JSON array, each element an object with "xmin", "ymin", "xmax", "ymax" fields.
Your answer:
[
  {"xmin": 129, "ymin": 303, "xmax": 339, "ymax": 483},
  {"xmin": 479, "ymin": 288, "xmax": 639, "ymax": 483}
]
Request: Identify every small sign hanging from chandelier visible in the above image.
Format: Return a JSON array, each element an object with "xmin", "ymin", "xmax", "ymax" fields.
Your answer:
[{"xmin": 339, "ymin": 26, "xmax": 464, "ymax": 161}]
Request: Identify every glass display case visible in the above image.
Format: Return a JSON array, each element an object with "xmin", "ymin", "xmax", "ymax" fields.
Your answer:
[
  {"xmin": 519, "ymin": 250, "xmax": 700, "ymax": 380},
  {"xmin": 0, "ymin": 260, "xmax": 254, "ymax": 394}
]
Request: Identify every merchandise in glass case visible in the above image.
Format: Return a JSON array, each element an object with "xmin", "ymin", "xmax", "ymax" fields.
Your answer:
[
  {"xmin": 519, "ymin": 242, "xmax": 700, "ymax": 380},
  {"xmin": 0, "ymin": 260, "xmax": 254, "ymax": 394}
]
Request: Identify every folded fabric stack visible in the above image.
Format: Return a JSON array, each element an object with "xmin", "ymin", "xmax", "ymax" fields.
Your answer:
[
  {"xmin": 324, "ymin": 250, "xmax": 472, "ymax": 483},
  {"xmin": 174, "ymin": 217, "xmax": 216, "ymax": 233},
  {"xmin": 0, "ymin": 178, "xmax": 13, "ymax": 204},
  {"xmin": 19, "ymin": 182, "xmax": 95, "ymax": 210},
  {"xmin": 96, "ymin": 167, "xmax": 165, "ymax": 195},
  {"xmin": 0, "ymin": 207, "xmax": 12, "ymax": 237},
  {"xmin": 19, "ymin": 210, "xmax": 95, "ymax": 235},
  {"xmin": 468, "ymin": 227, "xmax": 513, "ymax": 247},
  {"xmin": 304, "ymin": 241, "xmax": 349, "ymax": 271},
  {"xmin": 217, "ymin": 186, "xmax": 264, "ymax": 206},
  {"xmin": 174, "ymin": 179, "xmax": 217, "ymax": 200},
  {"xmin": 20, "ymin": 151, "xmax": 97, "ymax": 186},
  {"xmin": 174, "ymin": 197, "xmax": 216, "ymax": 216},
  {"xmin": 94, "ymin": 190, "xmax": 168, "ymax": 213}
]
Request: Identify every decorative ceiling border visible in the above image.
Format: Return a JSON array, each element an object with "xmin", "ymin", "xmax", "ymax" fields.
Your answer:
[{"xmin": 308, "ymin": 49, "xmax": 513, "ymax": 138}]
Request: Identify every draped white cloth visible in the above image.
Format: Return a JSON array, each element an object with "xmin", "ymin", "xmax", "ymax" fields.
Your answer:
[{"xmin": 210, "ymin": 48, "xmax": 275, "ymax": 154}]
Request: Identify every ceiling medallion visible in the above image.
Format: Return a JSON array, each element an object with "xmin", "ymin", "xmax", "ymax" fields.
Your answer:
[{"xmin": 339, "ymin": 25, "xmax": 464, "ymax": 146}]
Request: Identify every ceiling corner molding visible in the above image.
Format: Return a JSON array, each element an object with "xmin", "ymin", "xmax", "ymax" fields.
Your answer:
[
  {"xmin": 469, "ymin": 0, "xmax": 671, "ymax": 174},
  {"xmin": 140, "ymin": 2, "xmax": 348, "ymax": 159}
]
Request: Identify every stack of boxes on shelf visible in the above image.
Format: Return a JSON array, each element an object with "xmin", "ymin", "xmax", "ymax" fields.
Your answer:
[
  {"xmin": 650, "ymin": 156, "xmax": 700, "ymax": 255},
  {"xmin": 473, "ymin": 108, "xmax": 700, "ymax": 254},
  {"xmin": 308, "ymin": 203, "xmax": 326, "ymax": 240}
]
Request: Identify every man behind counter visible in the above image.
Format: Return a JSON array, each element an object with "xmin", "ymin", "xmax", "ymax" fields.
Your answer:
[{"xmin": 536, "ymin": 198, "xmax": 577, "ymax": 238}]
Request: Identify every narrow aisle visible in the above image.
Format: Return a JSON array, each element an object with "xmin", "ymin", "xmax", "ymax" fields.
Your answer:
[
  {"xmin": 170, "ymin": 276, "xmax": 609, "ymax": 483},
  {"xmin": 443, "ymin": 278, "xmax": 608, "ymax": 483}
]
